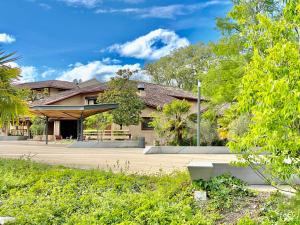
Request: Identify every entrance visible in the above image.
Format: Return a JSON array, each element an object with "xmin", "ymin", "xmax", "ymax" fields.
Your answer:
[{"xmin": 60, "ymin": 120, "xmax": 77, "ymax": 139}]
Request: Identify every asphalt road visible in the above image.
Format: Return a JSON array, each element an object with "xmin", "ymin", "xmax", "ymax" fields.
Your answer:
[{"xmin": 0, "ymin": 141, "xmax": 237, "ymax": 174}]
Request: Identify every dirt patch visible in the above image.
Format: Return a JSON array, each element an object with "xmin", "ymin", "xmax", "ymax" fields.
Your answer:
[{"xmin": 216, "ymin": 192, "xmax": 271, "ymax": 224}]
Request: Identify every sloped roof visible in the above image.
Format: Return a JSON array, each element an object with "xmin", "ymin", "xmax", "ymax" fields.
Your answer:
[
  {"xmin": 16, "ymin": 80, "xmax": 77, "ymax": 90},
  {"xmin": 29, "ymin": 80, "xmax": 199, "ymax": 108}
]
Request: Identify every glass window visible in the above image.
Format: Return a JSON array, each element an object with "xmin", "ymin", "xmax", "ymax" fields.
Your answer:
[{"xmin": 141, "ymin": 117, "xmax": 154, "ymax": 130}]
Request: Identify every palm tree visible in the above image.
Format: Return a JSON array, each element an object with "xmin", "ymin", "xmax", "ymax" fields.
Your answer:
[{"xmin": 0, "ymin": 50, "xmax": 28, "ymax": 126}]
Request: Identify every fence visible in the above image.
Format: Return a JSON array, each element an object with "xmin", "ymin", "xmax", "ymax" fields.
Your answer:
[{"xmin": 83, "ymin": 130, "xmax": 131, "ymax": 141}]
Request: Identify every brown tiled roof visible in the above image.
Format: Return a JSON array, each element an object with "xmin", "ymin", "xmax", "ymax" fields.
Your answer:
[
  {"xmin": 30, "ymin": 80, "xmax": 199, "ymax": 108},
  {"xmin": 31, "ymin": 83, "xmax": 107, "ymax": 106},
  {"xmin": 16, "ymin": 80, "xmax": 77, "ymax": 90}
]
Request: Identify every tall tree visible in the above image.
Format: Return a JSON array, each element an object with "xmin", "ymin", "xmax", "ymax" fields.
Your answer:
[
  {"xmin": 227, "ymin": 0, "xmax": 300, "ymax": 189},
  {"xmin": 145, "ymin": 43, "xmax": 212, "ymax": 91},
  {"xmin": 98, "ymin": 69, "xmax": 144, "ymax": 130},
  {"xmin": 0, "ymin": 51, "xmax": 28, "ymax": 126}
]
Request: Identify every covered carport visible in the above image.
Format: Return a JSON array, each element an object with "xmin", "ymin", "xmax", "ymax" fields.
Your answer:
[{"xmin": 30, "ymin": 104, "xmax": 118, "ymax": 144}]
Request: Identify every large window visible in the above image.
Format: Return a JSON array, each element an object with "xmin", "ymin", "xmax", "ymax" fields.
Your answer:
[{"xmin": 141, "ymin": 117, "xmax": 154, "ymax": 130}]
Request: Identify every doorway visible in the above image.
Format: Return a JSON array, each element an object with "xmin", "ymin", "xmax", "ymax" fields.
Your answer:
[{"xmin": 60, "ymin": 120, "xmax": 77, "ymax": 139}]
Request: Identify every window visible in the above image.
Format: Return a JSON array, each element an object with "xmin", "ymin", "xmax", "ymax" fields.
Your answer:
[
  {"xmin": 85, "ymin": 96, "xmax": 97, "ymax": 105},
  {"xmin": 141, "ymin": 117, "xmax": 154, "ymax": 130}
]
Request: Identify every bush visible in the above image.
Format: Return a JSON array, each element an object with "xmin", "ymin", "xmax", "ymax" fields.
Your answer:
[
  {"xmin": 194, "ymin": 174, "xmax": 254, "ymax": 211},
  {"xmin": 29, "ymin": 116, "xmax": 45, "ymax": 136},
  {"xmin": 0, "ymin": 159, "xmax": 213, "ymax": 225}
]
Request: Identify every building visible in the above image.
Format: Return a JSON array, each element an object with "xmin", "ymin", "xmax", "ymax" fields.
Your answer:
[{"xmin": 9, "ymin": 79, "xmax": 202, "ymax": 144}]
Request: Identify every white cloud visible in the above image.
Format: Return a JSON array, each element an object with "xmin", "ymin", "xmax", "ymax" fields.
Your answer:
[
  {"xmin": 96, "ymin": 1, "xmax": 231, "ymax": 19},
  {"xmin": 102, "ymin": 57, "xmax": 122, "ymax": 64},
  {"xmin": 107, "ymin": 28, "xmax": 189, "ymax": 60},
  {"xmin": 6, "ymin": 62, "xmax": 38, "ymax": 83},
  {"xmin": 57, "ymin": 61, "xmax": 142, "ymax": 82},
  {"xmin": 0, "ymin": 33, "xmax": 16, "ymax": 44},
  {"xmin": 59, "ymin": 0, "xmax": 142, "ymax": 7},
  {"xmin": 41, "ymin": 69, "xmax": 56, "ymax": 78},
  {"xmin": 60, "ymin": 0, "xmax": 102, "ymax": 8}
]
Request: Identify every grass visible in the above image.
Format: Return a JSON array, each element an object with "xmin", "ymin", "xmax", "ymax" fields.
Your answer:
[{"xmin": 0, "ymin": 159, "xmax": 298, "ymax": 225}]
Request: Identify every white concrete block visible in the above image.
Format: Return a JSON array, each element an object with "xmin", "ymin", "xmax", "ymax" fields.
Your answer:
[
  {"xmin": 194, "ymin": 191, "xmax": 207, "ymax": 201},
  {"xmin": 0, "ymin": 217, "xmax": 15, "ymax": 225}
]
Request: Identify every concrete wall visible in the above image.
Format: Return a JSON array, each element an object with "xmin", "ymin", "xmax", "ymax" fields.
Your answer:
[
  {"xmin": 144, "ymin": 146, "xmax": 231, "ymax": 154},
  {"xmin": 0, "ymin": 136, "xmax": 28, "ymax": 141},
  {"xmin": 187, "ymin": 161, "xmax": 300, "ymax": 185},
  {"xmin": 69, "ymin": 138, "xmax": 145, "ymax": 148}
]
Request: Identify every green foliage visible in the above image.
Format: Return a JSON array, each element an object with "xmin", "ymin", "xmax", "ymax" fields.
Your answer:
[
  {"xmin": 145, "ymin": 43, "xmax": 212, "ymax": 90},
  {"xmin": 98, "ymin": 69, "xmax": 144, "ymax": 129},
  {"xmin": 199, "ymin": 119, "xmax": 219, "ymax": 146},
  {"xmin": 194, "ymin": 174, "xmax": 254, "ymax": 211},
  {"xmin": 29, "ymin": 116, "xmax": 45, "ymax": 136},
  {"xmin": 200, "ymin": 35, "xmax": 247, "ymax": 105},
  {"xmin": 84, "ymin": 113, "xmax": 113, "ymax": 140},
  {"xmin": 150, "ymin": 100, "xmax": 194, "ymax": 146},
  {"xmin": 0, "ymin": 159, "xmax": 214, "ymax": 225},
  {"xmin": 227, "ymin": 1, "xmax": 300, "ymax": 188},
  {"xmin": 26, "ymin": 88, "xmax": 49, "ymax": 102},
  {"xmin": 0, "ymin": 51, "xmax": 28, "ymax": 126}
]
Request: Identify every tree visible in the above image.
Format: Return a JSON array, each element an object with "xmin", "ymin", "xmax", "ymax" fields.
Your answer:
[
  {"xmin": 0, "ymin": 51, "xmax": 28, "ymax": 126},
  {"xmin": 29, "ymin": 116, "xmax": 45, "ymax": 136},
  {"xmin": 150, "ymin": 100, "xmax": 194, "ymax": 146},
  {"xmin": 226, "ymin": 0, "xmax": 300, "ymax": 189},
  {"xmin": 98, "ymin": 69, "xmax": 144, "ymax": 130},
  {"xmin": 84, "ymin": 113, "xmax": 113, "ymax": 141},
  {"xmin": 201, "ymin": 0, "xmax": 281, "ymax": 105},
  {"xmin": 145, "ymin": 43, "xmax": 212, "ymax": 91}
]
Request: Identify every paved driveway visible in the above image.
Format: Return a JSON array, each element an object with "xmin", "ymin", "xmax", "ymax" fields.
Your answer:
[{"xmin": 0, "ymin": 141, "xmax": 237, "ymax": 174}]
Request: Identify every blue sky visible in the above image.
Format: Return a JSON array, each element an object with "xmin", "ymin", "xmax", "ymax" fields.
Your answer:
[{"xmin": 0, "ymin": 0, "xmax": 232, "ymax": 83}]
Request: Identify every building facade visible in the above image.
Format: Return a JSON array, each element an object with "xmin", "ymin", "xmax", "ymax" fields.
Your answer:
[{"xmin": 10, "ymin": 79, "xmax": 202, "ymax": 144}]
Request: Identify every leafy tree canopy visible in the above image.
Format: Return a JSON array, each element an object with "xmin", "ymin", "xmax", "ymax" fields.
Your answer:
[
  {"xmin": 226, "ymin": 0, "xmax": 300, "ymax": 189},
  {"xmin": 0, "ymin": 51, "xmax": 28, "ymax": 126},
  {"xmin": 98, "ymin": 69, "xmax": 144, "ymax": 129},
  {"xmin": 145, "ymin": 43, "xmax": 212, "ymax": 91}
]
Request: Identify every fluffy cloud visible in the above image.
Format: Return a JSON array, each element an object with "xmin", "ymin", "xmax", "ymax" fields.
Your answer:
[
  {"xmin": 107, "ymin": 28, "xmax": 189, "ymax": 60},
  {"xmin": 60, "ymin": 0, "xmax": 142, "ymax": 8},
  {"xmin": 96, "ymin": 1, "xmax": 231, "ymax": 19},
  {"xmin": 6, "ymin": 62, "xmax": 38, "ymax": 83},
  {"xmin": 57, "ymin": 61, "xmax": 142, "ymax": 82},
  {"xmin": 60, "ymin": 0, "xmax": 102, "ymax": 8},
  {"xmin": 0, "ymin": 33, "xmax": 16, "ymax": 44}
]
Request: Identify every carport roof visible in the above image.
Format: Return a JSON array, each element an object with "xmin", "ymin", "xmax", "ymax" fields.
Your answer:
[{"xmin": 30, "ymin": 104, "xmax": 118, "ymax": 119}]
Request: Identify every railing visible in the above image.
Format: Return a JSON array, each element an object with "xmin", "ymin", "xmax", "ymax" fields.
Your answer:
[
  {"xmin": 83, "ymin": 130, "xmax": 131, "ymax": 140},
  {"xmin": 10, "ymin": 129, "xmax": 29, "ymax": 136}
]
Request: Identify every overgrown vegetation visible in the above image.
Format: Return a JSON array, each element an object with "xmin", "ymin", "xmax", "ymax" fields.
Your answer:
[{"xmin": 0, "ymin": 159, "xmax": 298, "ymax": 225}]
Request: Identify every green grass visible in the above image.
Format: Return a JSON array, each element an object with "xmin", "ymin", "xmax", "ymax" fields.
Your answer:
[{"xmin": 0, "ymin": 159, "xmax": 298, "ymax": 225}]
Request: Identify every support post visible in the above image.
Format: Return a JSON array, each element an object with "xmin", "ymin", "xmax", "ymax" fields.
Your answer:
[
  {"xmin": 79, "ymin": 114, "xmax": 84, "ymax": 141},
  {"xmin": 197, "ymin": 80, "xmax": 201, "ymax": 146},
  {"xmin": 45, "ymin": 116, "xmax": 49, "ymax": 145},
  {"xmin": 77, "ymin": 119, "xmax": 80, "ymax": 141}
]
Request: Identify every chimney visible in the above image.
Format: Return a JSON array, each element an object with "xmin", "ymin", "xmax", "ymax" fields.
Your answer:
[{"xmin": 137, "ymin": 83, "xmax": 146, "ymax": 96}]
